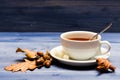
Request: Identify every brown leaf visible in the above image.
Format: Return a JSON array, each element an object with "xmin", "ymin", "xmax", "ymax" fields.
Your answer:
[{"xmin": 4, "ymin": 59, "xmax": 37, "ymax": 72}]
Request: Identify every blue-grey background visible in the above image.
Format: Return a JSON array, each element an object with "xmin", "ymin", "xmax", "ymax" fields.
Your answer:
[{"xmin": 0, "ymin": 0, "xmax": 120, "ymax": 32}]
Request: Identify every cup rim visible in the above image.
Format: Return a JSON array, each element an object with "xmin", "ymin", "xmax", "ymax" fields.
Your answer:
[{"xmin": 60, "ymin": 31, "xmax": 101, "ymax": 42}]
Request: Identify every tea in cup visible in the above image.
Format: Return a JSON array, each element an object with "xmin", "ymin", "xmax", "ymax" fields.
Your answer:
[{"xmin": 60, "ymin": 31, "xmax": 111, "ymax": 60}]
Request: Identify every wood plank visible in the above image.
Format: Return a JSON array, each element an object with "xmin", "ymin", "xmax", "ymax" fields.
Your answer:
[
  {"xmin": 0, "ymin": 32, "xmax": 120, "ymax": 80},
  {"xmin": 0, "ymin": 0, "xmax": 120, "ymax": 7},
  {"xmin": 0, "ymin": 0, "xmax": 120, "ymax": 32}
]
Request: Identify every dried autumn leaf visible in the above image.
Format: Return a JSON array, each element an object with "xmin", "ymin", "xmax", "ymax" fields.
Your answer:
[
  {"xmin": 4, "ymin": 59, "xmax": 37, "ymax": 72},
  {"xmin": 16, "ymin": 48, "xmax": 37, "ymax": 59},
  {"xmin": 5, "ymin": 48, "xmax": 53, "ymax": 72}
]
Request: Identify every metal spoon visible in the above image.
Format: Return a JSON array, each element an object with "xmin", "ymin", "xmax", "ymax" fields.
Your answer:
[{"xmin": 90, "ymin": 23, "xmax": 112, "ymax": 40}]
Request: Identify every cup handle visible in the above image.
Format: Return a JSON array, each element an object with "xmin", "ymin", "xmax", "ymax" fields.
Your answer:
[{"xmin": 100, "ymin": 41, "xmax": 111, "ymax": 54}]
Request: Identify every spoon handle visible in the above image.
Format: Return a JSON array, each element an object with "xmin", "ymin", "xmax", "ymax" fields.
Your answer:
[{"xmin": 91, "ymin": 23, "xmax": 112, "ymax": 40}]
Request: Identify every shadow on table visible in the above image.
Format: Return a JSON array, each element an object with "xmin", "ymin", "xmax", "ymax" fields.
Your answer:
[
  {"xmin": 52, "ymin": 60, "xmax": 115, "ymax": 76},
  {"xmin": 15, "ymin": 57, "xmax": 96, "ymax": 71},
  {"xmin": 52, "ymin": 60, "xmax": 97, "ymax": 71}
]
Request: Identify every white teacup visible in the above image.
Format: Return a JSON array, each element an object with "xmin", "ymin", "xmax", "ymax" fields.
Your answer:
[{"xmin": 60, "ymin": 31, "xmax": 111, "ymax": 60}]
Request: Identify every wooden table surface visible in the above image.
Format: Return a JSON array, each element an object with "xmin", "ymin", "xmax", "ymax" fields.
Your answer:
[{"xmin": 0, "ymin": 32, "xmax": 120, "ymax": 80}]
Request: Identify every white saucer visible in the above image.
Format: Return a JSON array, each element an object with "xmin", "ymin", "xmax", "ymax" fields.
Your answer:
[{"xmin": 50, "ymin": 46, "xmax": 110, "ymax": 66}]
